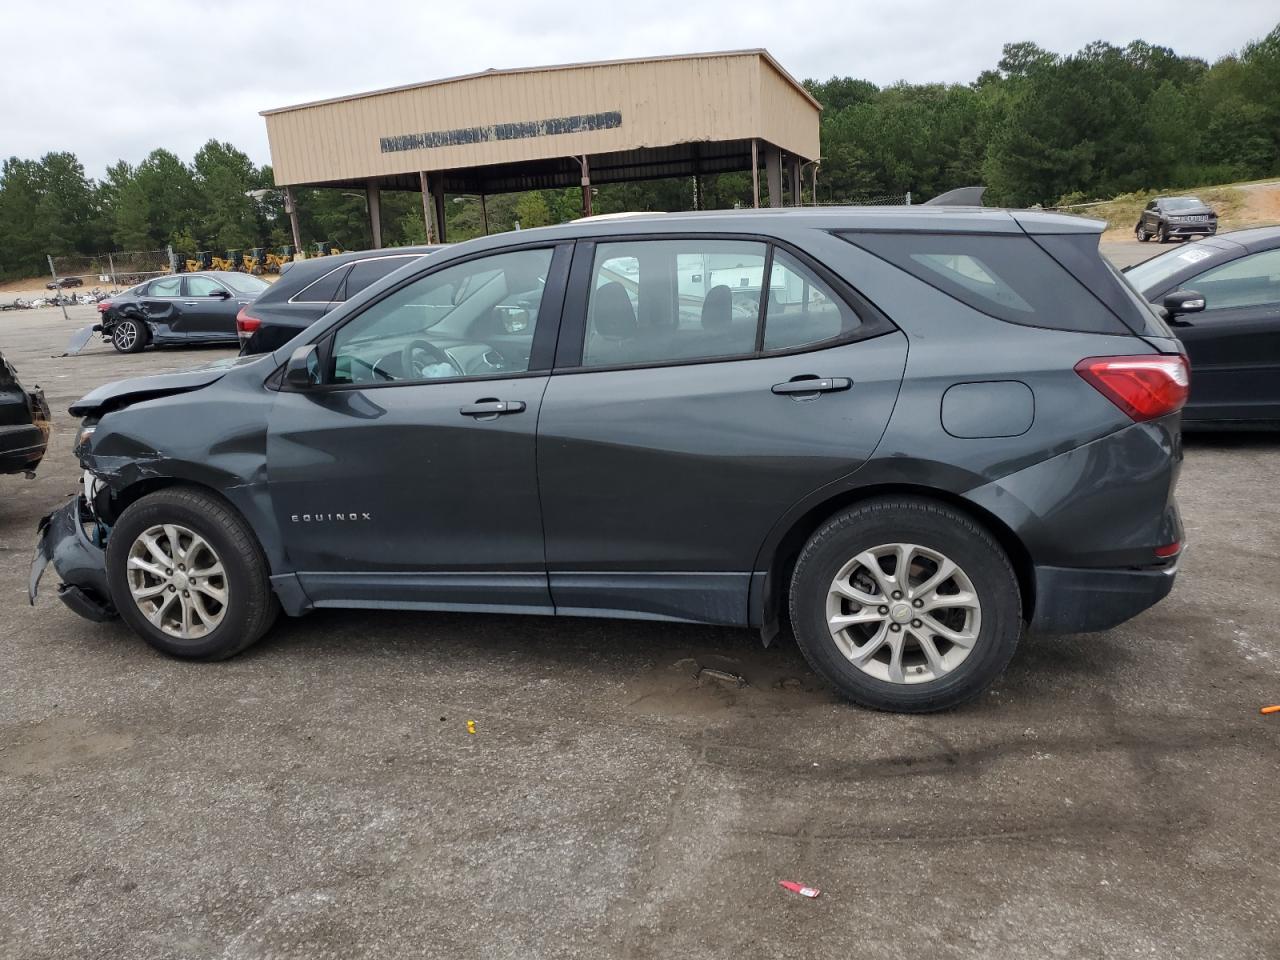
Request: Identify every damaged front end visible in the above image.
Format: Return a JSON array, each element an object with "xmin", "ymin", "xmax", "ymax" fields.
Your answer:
[{"xmin": 30, "ymin": 492, "xmax": 117, "ymax": 622}]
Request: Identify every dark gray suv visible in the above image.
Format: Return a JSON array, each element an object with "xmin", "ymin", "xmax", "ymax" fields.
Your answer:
[{"xmin": 30, "ymin": 208, "xmax": 1187, "ymax": 712}]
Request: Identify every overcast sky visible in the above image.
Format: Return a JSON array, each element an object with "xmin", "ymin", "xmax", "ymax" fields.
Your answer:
[{"xmin": 4, "ymin": 0, "xmax": 1276, "ymax": 178}]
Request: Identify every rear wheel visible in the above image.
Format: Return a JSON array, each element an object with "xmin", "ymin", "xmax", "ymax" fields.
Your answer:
[
  {"xmin": 105, "ymin": 487, "xmax": 278, "ymax": 660},
  {"xmin": 1136, "ymin": 223, "xmax": 1149, "ymax": 242},
  {"xmin": 111, "ymin": 318, "xmax": 148, "ymax": 353},
  {"xmin": 789, "ymin": 498, "xmax": 1021, "ymax": 713}
]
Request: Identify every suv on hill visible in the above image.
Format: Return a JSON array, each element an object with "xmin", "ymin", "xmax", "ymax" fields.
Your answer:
[
  {"xmin": 31, "ymin": 208, "xmax": 1187, "ymax": 712},
  {"xmin": 236, "ymin": 246, "xmax": 441, "ymax": 355},
  {"xmin": 1135, "ymin": 196, "xmax": 1218, "ymax": 243}
]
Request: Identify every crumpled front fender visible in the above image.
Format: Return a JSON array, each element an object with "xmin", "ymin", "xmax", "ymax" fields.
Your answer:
[{"xmin": 30, "ymin": 497, "xmax": 117, "ymax": 621}]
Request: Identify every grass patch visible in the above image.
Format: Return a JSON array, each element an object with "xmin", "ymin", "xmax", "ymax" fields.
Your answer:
[{"xmin": 1054, "ymin": 186, "xmax": 1248, "ymax": 233}]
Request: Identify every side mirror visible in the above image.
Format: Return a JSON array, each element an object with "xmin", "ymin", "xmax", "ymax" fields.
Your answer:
[
  {"xmin": 211, "ymin": 289, "xmax": 232, "ymax": 299},
  {"xmin": 1162, "ymin": 289, "xmax": 1206, "ymax": 320},
  {"xmin": 285, "ymin": 344, "xmax": 322, "ymax": 389}
]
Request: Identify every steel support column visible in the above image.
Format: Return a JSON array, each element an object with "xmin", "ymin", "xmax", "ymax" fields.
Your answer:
[
  {"xmin": 432, "ymin": 176, "xmax": 447, "ymax": 244},
  {"xmin": 419, "ymin": 172, "xmax": 435, "ymax": 243},
  {"xmin": 751, "ymin": 140, "xmax": 760, "ymax": 208},
  {"xmin": 765, "ymin": 145, "xmax": 783, "ymax": 209},
  {"xmin": 284, "ymin": 187, "xmax": 302, "ymax": 255},
  {"xmin": 366, "ymin": 181, "xmax": 382, "ymax": 248},
  {"xmin": 789, "ymin": 156, "xmax": 802, "ymax": 207},
  {"xmin": 580, "ymin": 155, "xmax": 592, "ymax": 218}
]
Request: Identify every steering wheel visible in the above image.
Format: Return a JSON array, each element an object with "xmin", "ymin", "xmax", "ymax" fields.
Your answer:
[{"xmin": 401, "ymin": 339, "xmax": 463, "ymax": 380}]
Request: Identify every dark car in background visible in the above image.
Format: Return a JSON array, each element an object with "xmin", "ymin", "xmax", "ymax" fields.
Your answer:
[
  {"xmin": 1126, "ymin": 225, "xmax": 1280, "ymax": 427},
  {"xmin": 32, "ymin": 208, "xmax": 1188, "ymax": 713},
  {"xmin": 99, "ymin": 271, "xmax": 269, "ymax": 353},
  {"xmin": 237, "ymin": 246, "xmax": 440, "ymax": 354},
  {"xmin": 1135, "ymin": 196, "xmax": 1218, "ymax": 243},
  {"xmin": 0, "ymin": 350, "xmax": 50, "ymax": 476},
  {"xmin": 46, "ymin": 276, "xmax": 84, "ymax": 290}
]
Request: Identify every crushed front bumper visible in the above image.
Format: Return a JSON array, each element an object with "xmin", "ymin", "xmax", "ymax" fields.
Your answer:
[{"xmin": 29, "ymin": 497, "xmax": 117, "ymax": 622}]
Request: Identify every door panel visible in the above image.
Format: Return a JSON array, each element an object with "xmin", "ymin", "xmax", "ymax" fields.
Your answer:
[
  {"xmin": 182, "ymin": 276, "xmax": 240, "ymax": 337},
  {"xmin": 1176, "ymin": 307, "xmax": 1280, "ymax": 421},
  {"xmin": 141, "ymin": 276, "xmax": 184, "ymax": 337},
  {"xmin": 267, "ymin": 376, "xmax": 553, "ymax": 609},
  {"xmin": 536, "ymin": 334, "xmax": 909, "ymax": 623}
]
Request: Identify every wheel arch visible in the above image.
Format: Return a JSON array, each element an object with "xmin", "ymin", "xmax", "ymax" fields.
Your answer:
[{"xmin": 752, "ymin": 483, "xmax": 1036, "ymax": 641}]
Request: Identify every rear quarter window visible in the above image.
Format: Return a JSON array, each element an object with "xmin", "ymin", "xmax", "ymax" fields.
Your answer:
[
  {"xmin": 291, "ymin": 265, "xmax": 350, "ymax": 304},
  {"xmin": 841, "ymin": 232, "xmax": 1126, "ymax": 334}
]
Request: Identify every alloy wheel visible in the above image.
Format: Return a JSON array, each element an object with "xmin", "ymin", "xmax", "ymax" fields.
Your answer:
[
  {"xmin": 114, "ymin": 321, "xmax": 137, "ymax": 351},
  {"xmin": 125, "ymin": 523, "xmax": 229, "ymax": 640},
  {"xmin": 825, "ymin": 543, "xmax": 981, "ymax": 684}
]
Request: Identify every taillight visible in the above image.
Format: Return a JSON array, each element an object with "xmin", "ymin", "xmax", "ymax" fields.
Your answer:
[
  {"xmin": 236, "ymin": 306, "xmax": 261, "ymax": 344},
  {"xmin": 97, "ymin": 301, "xmax": 110, "ymax": 313},
  {"xmin": 1074, "ymin": 354, "xmax": 1189, "ymax": 422},
  {"xmin": 1154, "ymin": 541, "xmax": 1182, "ymax": 559}
]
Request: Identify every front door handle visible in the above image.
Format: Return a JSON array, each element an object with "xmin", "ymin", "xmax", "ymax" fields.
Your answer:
[
  {"xmin": 771, "ymin": 377, "xmax": 852, "ymax": 395},
  {"xmin": 182, "ymin": 301, "xmax": 200, "ymax": 306},
  {"xmin": 460, "ymin": 399, "xmax": 526, "ymax": 418}
]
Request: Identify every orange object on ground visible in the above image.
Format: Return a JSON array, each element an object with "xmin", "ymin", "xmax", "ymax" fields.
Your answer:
[
  {"xmin": 779, "ymin": 880, "xmax": 821, "ymax": 898},
  {"xmin": 1261, "ymin": 705, "xmax": 1280, "ymax": 715}
]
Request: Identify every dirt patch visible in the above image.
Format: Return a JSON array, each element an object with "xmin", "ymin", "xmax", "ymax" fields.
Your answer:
[
  {"xmin": 624, "ymin": 651, "xmax": 835, "ymax": 718},
  {"xmin": 0, "ymin": 717, "xmax": 134, "ymax": 776}
]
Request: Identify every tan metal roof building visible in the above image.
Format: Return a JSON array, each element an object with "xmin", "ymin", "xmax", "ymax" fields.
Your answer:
[{"xmin": 261, "ymin": 50, "xmax": 821, "ymax": 245}]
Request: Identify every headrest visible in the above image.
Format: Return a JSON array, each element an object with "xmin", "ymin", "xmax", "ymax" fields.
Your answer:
[
  {"xmin": 701, "ymin": 284, "xmax": 733, "ymax": 330},
  {"xmin": 593, "ymin": 282, "xmax": 638, "ymax": 339}
]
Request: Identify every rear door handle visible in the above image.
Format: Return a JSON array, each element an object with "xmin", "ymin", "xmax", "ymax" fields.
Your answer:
[
  {"xmin": 182, "ymin": 301, "xmax": 200, "ymax": 306},
  {"xmin": 771, "ymin": 377, "xmax": 852, "ymax": 395},
  {"xmin": 460, "ymin": 399, "xmax": 526, "ymax": 418}
]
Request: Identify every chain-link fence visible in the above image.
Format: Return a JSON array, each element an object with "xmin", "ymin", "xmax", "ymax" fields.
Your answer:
[
  {"xmin": 815, "ymin": 192, "xmax": 913, "ymax": 207},
  {"xmin": 49, "ymin": 247, "xmax": 173, "ymax": 288}
]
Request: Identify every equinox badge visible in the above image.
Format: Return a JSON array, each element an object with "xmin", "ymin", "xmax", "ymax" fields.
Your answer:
[{"xmin": 291, "ymin": 512, "xmax": 373, "ymax": 522}]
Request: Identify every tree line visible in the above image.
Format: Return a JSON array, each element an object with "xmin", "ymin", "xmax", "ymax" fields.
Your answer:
[{"xmin": 1, "ymin": 25, "xmax": 1277, "ymax": 280}]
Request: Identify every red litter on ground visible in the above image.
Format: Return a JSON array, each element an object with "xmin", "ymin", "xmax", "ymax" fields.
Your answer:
[{"xmin": 779, "ymin": 880, "xmax": 821, "ymax": 898}]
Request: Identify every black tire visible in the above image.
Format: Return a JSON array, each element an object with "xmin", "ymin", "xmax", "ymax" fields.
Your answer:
[
  {"xmin": 788, "ymin": 497, "xmax": 1021, "ymax": 713},
  {"xmin": 1136, "ymin": 223, "xmax": 1149, "ymax": 242},
  {"xmin": 105, "ymin": 487, "xmax": 279, "ymax": 660},
  {"xmin": 111, "ymin": 318, "xmax": 148, "ymax": 353},
  {"xmin": 1156, "ymin": 224, "xmax": 1169, "ymax": 244}
]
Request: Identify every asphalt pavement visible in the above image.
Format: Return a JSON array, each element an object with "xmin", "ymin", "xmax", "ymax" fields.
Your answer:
[{"xmin": 1, "ymin": 301, "xmax": 1278, "ymax": 960}]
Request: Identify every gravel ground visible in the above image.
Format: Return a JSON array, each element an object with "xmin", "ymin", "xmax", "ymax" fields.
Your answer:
[{"xmin": 1, "ymin": 305, "xmax": 1278, "ymax": 960}]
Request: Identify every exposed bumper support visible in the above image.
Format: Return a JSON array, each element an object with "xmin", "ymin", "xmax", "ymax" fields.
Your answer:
[
  {"xmin": 29, "ymin": 497, "xmax": 117, "ymax": 621},
  {"xmin": 1029, "ymin": 559, "xmax": 1178, "ymax": 634}
]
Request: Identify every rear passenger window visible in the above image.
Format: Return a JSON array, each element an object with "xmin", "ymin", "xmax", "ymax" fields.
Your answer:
[
  {"xmin": 843, "ymin": 232, "xmax": 1124, "ymax": 333},
  {"xmin": 763, "ymin": 250, "xmax": 861, "ymax": 350},
  {"xmin": 583, "ymin": 240, "xmax": 766, "ymax": 367},
  {"xmin": 294, "ymin": 265, "xmax": 350, "ymax": 304}
]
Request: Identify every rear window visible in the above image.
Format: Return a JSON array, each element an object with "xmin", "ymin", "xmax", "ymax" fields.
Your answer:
[
  {"xmin": 292, "ymin": 265, "xmax": 350, "ymax": 304},
  {"xmin": 841, "ymin": 232, "xmax": 1126, "ymax": 334},
  {"xmin": 338, "ymin": 256, "xmax": 419, "ymax": 302}
]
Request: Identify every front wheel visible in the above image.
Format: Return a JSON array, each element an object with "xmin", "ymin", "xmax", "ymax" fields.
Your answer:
[
  {"xmin": 111, "ymin": 318, "xmax": 148, "ymax": 353},
  {"xmin": 105, "ymin": 487, "xmax": 279, "ymax": 660},
  {"xmin": 1156, "ymin": 224, "xmax": 1169, "ymax": 244},
  {"xmin": 789, "ymin": 498, "xmax": 1022, "ymax": 713}
]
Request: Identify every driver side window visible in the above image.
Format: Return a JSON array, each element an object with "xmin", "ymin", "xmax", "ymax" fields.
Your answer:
[{"xmin": 329, "ymin": 248, "xmax": 553, "ymax": 385}]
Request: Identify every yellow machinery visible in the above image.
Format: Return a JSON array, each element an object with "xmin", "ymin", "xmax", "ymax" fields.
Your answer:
[
  {"xmin": 185, "ymin": 251, "xmax": 211, "ymax": 273},
  {"xmin": 311, "ymin": 240, "xmax": 344, "ymax": 258},
  {"xmin": 264, "ymin": 245, "xmax": 293, "ymax": 273},
  {"xmin": 210, "ymin": 251, "xmax": 237, "ymax": 271},
  {"xmin": 242, "ymin": 248, "xmax": 265, "ymax": 275}
]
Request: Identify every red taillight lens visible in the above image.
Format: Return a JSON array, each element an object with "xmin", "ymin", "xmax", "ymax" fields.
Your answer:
[
  {"xmin": 1074, "ymin": 354, "xmax": 1189, "ymax": 422},
  {"xmin": 235, "ymin": 306, "xmax": 261, "ymax": 341},
  {"xmin": 1154, "ymin": 541, "xmax": 1182, "ymax": 559},
  {"xmin": 97, "ymin": 301, "xmax": 110, "ymax": 313}
]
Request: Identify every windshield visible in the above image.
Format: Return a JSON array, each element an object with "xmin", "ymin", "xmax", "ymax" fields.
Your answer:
[
  {"xmin": 220, "ymin": 273, "xmax": 270, "ymax": 296},
  {"xmin": 1162, "ymin": 197, "xmax": 1204, "ymax": 212},
  {"xmin": 1125, "ymin": 244, "xmax": 1218, "ymax": 293}
]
